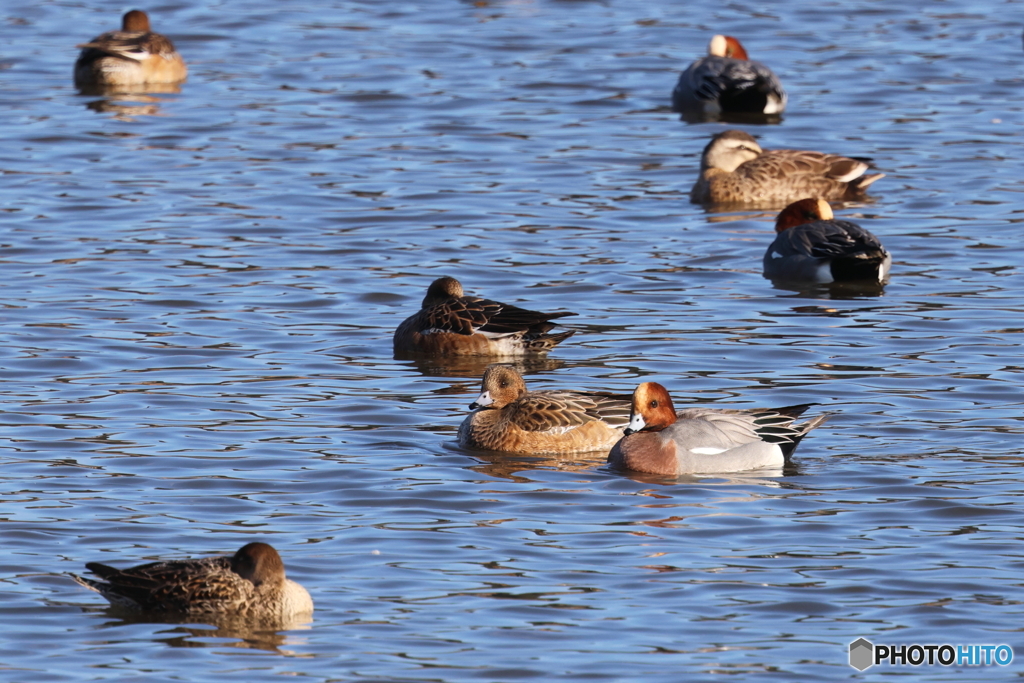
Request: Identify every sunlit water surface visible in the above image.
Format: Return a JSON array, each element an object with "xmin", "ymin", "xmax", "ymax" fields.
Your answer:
[{"xmin": 2, "ymin": 0, "xmax": 1024, "ymax": 680}]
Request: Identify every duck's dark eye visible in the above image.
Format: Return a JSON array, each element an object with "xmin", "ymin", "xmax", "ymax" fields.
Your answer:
[{"xmin": 649, "ymin": 399, "xmax": 658, "ymax": 408}]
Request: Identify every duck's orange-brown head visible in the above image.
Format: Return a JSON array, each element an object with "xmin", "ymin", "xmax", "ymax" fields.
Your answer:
[
  {"xmin": 122, "ymin": 10, "xmax": 152, "ymax": 32},
  {"xmin": 471, "ymin": 364, "xmax": 528, "ymax": 410},
  {"xmin": 708, "ymin": 35, "xmax": 749, "ymax": 60},
  {"xmin": 624, "ymin": 382, "xmax": 678, "ymax": 435},
  {"xmin": 774, "ymin": 198, "xmax": 833, "ymax": 233}
]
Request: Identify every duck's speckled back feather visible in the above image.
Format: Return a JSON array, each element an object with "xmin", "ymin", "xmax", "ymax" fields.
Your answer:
[
  {"xmin": 502, "ymin": 390, "xmax": 633, "ymax": 432},
  {"xmin": 75, "ymin": 556, "xmax": 255, "ymax": 614}
]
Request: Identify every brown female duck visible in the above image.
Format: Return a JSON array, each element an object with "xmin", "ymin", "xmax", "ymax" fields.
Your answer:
[
  {"xmin": 458, "ymin": 365, "xmax": 632, "ymax": 454},
  {"xmin": 71, "ymin": 542, "xmax": 313, "ymax": 619},
  {"xmin": 690, "ymin": 130, "xmax": 884, "ymax": 207}
]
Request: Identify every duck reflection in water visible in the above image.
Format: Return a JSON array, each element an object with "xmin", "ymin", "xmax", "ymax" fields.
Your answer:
[
  {"xmin": 77, "ymin": 611, "xmax": 313, "ymax": 654},
  {"xmin": 397, "ymin": 353, "xmax": 565, "ymax": 379}
]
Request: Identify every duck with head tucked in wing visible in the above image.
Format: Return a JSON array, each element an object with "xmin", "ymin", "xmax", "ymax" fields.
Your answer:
[
  {"xmin": 608, "ymin": 382, "xmax": 827, "ymax": 475},
  {"xmin": 394, "ymin": 277, "xmax": 576, "ymax": 357},
  {"xmin": 764, "ymin": 198, "xmax": 891, "ymax": 283},
  {"xmin": 74, "ymin": 10, "xmax": 188, "ymax": 89},
  {"xmin": 70, "ymin": 542, "xmax": 313, "ymax": 619},
  {"xmin": 673, "ymin": 35, "xmax": 786, "ymax": 118},
  {"xmin": 458, "ymin": 365, "xmax": 633, "ymax": 454},
  {"xmin": 690, "ymin": 130, "xmax": 884, "ymax": 207}
]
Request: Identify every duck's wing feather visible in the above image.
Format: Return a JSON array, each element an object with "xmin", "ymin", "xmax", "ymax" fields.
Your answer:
[
  {"xmin": 78, "ymin": 32, "xmax": 178, "ymax": 62},
  {"xmin": 81, "ymin": 557, "xmax": 247, "ymax": 612},
  {"xmin": 675, "ymin": 406, "xmax": 815, "ymax": 446},
  {"xmin": 774, "ymin": 221, "xmax": 886, "ymax": 260},
  {"xmin": 505, "ymin": 391, "xmax": 632, "ymax": 431},
  {"xmin": 477, "ymin": 301, "xmax": 575, "ymax": 335},
  {"xmin": 740, "ymin": 150, "xmax": 869, "ymax": 183},
  {"xmin": 419, "ymin": 296, "xmax": 504, "ymax": 335},
  {"xmin": 421, "ymin": 297, "xmax": 574, "ymax": 337}
]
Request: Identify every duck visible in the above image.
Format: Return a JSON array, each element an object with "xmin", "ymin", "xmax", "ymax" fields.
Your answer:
[
  {"xmin": 608, "ymin": 382, "xmax": 827, "ymax": 475},
  {"xmin": 672, "ymin": 35, "xmax": 786, "ymax": 118},
  {"xmin": 764, "ymin": 198, "xmax": 892, "ymax": 283},
  {"xmin": 74, "ymin": 10, "xmax": 188, "ymax": 89},
  {"xmin": 690, "ymin": 130, "xmax": 884, "ymax": 207},
  {"xmin": 394, "ymin": 277, "xmax": 576, "ymax": 357},
  {"xmin": 458, "ymin": 365, "xmax": 632, "ymax": 454},
  {"xmin": 70, "ymin": 542, "xmax": 313, "ymax": 619}
]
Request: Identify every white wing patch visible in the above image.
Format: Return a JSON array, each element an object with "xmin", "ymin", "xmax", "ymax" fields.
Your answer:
[
  {"xmin": 690, "ymin": 447, "xmax": 727, "ymax": 455},
  {"xmin": 770, "ymin": 251, "xmax": 783, "ymax": 260}
]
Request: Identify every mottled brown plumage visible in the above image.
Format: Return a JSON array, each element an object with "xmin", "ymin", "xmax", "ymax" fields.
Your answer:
[
  {"xmin": 71, "ymin": 542, "xmax": 313, "ymax": 619},
  {"xmin": 394, "ymin": 277, "xmax": 576, "ymax": 357},
  {"xmin": 690, "ymin": 130, "xmax": 884, "ymax": 207},
  {"xmin": 74, "ymin": 10, "xmax": 187, "ymax": 89},
  {"xmin": 458, "ymin": 365, "xmax": 632, "ymax": 454}
]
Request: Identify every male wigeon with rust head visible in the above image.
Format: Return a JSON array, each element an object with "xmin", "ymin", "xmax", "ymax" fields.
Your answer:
[{"xmin": 608, "ymin": 382, "xmax": 827, "ymax": 475}]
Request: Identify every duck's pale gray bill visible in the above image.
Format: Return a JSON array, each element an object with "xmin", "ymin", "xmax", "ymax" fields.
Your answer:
[{"xmin": 469, "ymin": 391, "xmax": 493, "ymax": 410}]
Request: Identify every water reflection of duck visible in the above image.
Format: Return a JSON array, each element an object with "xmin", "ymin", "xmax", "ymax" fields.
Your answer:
[
  {"xmin": 673, "ymin": 35, "xmax": 786, "ymax": 119},
  {"xmin": 394, "ymin": 277, "xmax": 575, "ymax": 357},
  {"xmin": 458, "ymin": 365, "xmax": 632, "ymax": 454},
  {"xmin": 86, "ymin": 613, "xmax": 312, "ymax": 653},
  {"xmin": 74, "ymin": 10, "xmax": 187, "ymax": 90},
  {"xmin": 690, "ymin": 130, "xmax": 885, "ymax": 207},
  {"xmin": 71, "ymin": 542, "xmax": 313, "ymax": 620},
  {"xmin": 609, "ymin": 382, "xmax": 827, "ymax": 475},
  {"xmin": 764, "ymin": 198, "xmax": 892, "ymax": 284}
]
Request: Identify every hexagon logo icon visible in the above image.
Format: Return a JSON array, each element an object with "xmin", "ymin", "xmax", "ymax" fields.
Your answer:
[{"xmin": 849, "ymin": 638, "xmax": 874, "ymax": 671}]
